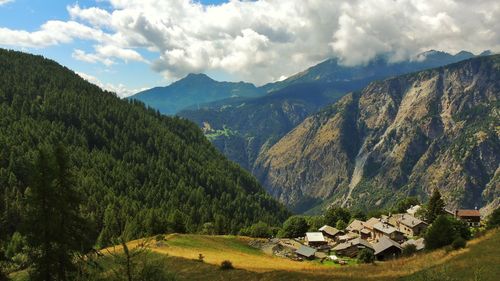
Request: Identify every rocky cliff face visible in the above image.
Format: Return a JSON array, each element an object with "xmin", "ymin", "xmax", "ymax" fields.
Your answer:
[{"xmin": 254, "ymin": 55, "xmax": 500, "ymax": 213}]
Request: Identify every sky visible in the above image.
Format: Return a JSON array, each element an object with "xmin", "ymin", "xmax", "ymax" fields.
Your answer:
[{"xmin": 0, "ymin": 0, "xmax": 499, "ymax": 97}]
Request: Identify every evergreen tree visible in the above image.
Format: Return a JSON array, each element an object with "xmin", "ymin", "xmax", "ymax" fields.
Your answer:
[
  {"xmin": 486, "ymin": 207, "xmax": 500, "ymax": 229},
  {"xmin": 424, "ymin": 215, "xmax": 456, "ymax": 249},
  {"xmin": 426, "ymin": 189, "xmax": 445, "ymax": 223},
  {"xmin": 22, "ymin": 145, "xmax": 91, "ymax": 281}
]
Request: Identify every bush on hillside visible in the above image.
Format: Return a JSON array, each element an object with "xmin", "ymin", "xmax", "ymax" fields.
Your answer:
[
  {"xmin": 424, "ymin": 215, "xmax": 456, "ymax": 250},
  {"xmin": 402, "ymin": 244, "xmax": 417, "ymax": 257},
  {"xmin": 357, "ymin": 249, "xmax": 375, "ymax": 263},
  {"xmin": 220, "ymin": 260, "xmax": 234, "ymax": 270},
  {"xmin": 336, "ymin": 219, "xmax": 347, "ymax": 230},
  {"xmin": 239, "ymin": 221, "xmax": 272, "ymax": 238},
  {"xmin": 451, "ymin": 237, "xmax": 466, "ymax": 250},
  {"xmin": 486, "ymin": 207, "xmax": 500, "ymax": 229},
  {"xmin": 424, "ymin": 215, "xmax": 471, "ymax": 250}
]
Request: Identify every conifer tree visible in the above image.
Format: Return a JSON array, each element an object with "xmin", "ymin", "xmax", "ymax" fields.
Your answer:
[
  {"xmin": 426, "ymin": 189, "xmax": 445, "ymax": 223},
  {"xmin": 22, "ymin": 145, "xmax": 91, "ymax": 281}
]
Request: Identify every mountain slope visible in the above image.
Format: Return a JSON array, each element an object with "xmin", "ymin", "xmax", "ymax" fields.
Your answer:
[
  {"xmin": 260, "ymin": 50, "xmax": 476, "ymax": 93},
  {"xmin": 131, "ymin": 73, "xmax": 264, "ymax": 115},
  {"xmin": 254, "ymin": 55, "xmax": 500, "ymax": 213},
  {"xmin": 180, "ymin": 51, "xmax": 479, "ymax": 173},
  {"xmin": 0, "ymin": 49, "xmax": 288, "ymax": 246},
  {"xmin": 179, "ymin": 83, "xmax": 345, "ymax": 170}
]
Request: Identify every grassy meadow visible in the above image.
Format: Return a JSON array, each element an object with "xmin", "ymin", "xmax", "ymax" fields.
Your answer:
[
  {"xmin": 130, "ymin": 230, "xmax": 499, "ymax": 281},
  {"xmin": 11, "ymin": 229, "xmax": 500, "ymax": 281}
]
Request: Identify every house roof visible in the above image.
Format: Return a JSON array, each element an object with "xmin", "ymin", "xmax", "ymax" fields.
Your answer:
[
  {"xmin": 346, "ymin": 219, "xmax": 365, "ymax": 232},
  {"xmin": 457, "ymin": 209, "xmax": 481, "ymax": 217},
  {"xmin": 338, "ymin": 232, "xmax": 358, "ymax": 241},
  {"xmin": 295, "ymin": 245, "xmax": 316, "ymax": 257},
  {"xmin": 306, "ymin": 232, "xmax": 326, "ymax": 242},
  {"xmin": 364, "ymin": 218, "xmax": 381, "ymax": 230},
  {"xmin": 393, "ymin": 214, "xmax": 427, "ymax": 228},
  {"xmin": 373, "ymin": 222, "xmax": 399, "ymax": 234},
  {"xmin": 319, "ymin": 225, "xmax": 340, "ymax": 236},
  {"xmin": 333, "ymin": 238, "xmax": 373, "ymax": 251},
  {"xmin": 373, "ymin": 236, "xmax": 402, "ymax": 255},
  {"xmin": 360, "ymin": 228, "xmax": 371, "ymax": 234},
  {"xmin": 401, "ymin": 238, "xmax": 425, "ymax": 251}
]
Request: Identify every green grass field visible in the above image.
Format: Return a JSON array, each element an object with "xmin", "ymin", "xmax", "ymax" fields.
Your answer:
[
  {"xmin": 11, "ymin": 230, "xmax": 500, "ymax": 281},
  {"xmin": 145, "ymin": 230, "xmax": 500, "ymax": 281}
]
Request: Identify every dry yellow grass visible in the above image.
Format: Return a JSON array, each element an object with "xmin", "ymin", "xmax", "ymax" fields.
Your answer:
[{"xmin": 105, "ymin": 229, "xmax": 499, "ymax": 281}]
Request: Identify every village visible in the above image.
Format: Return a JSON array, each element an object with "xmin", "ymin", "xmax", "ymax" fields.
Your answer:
[{"xmin": 249, "ymin": 205, "xmax": 482, "ymax": 264}]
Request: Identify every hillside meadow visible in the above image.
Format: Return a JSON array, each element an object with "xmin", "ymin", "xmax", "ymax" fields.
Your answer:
[{"xmin": 58, "ymin": 229, "xmax": 499, "ymax": 281}]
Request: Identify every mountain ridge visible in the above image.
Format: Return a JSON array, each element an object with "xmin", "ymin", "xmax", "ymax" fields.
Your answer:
[
  {"xmin": 179, "ymin": 50, "xmax": 484, "ymax": 174},
  {"xmin": 131, "ymin": 73, "xmax": 264, "ymax": 114},
  {"xmin": 254, "ymin": 55, "xmax": 500, "ymax": 213}
]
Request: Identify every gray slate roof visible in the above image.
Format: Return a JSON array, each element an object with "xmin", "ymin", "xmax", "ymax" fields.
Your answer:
[
  {"xmin": 347, "ymin": 220, "xmax": 365, "ymax": 232},
  {"xmin": 393, "ymin": 214, "xmax": 426, "ymax": 228},
  {"xmin": 319, "ymin": 225, "xmax": 340, "ymax": 236},
  {"xmin": 333, "ymin": 238, "xmax": 373, "ymax": 251},
  {"xmin": 295, "ymin": 245, "xmax": 316, "ymax": 257},
  {"xmin": 373, "ymin": 222, "xmax": 399, "ymax": 234},
  {"xmin": 373, "ymin": 236, "xmax": 402, "ymax": 255}
]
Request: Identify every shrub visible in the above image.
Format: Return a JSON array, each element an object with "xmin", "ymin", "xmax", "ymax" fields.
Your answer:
[
  {"xmin": 425, "ymin": 215, "xmax": 456, "ymax": 250},
  {"xmin": 239, "ymin": 221, "xmax": 272, "ymax": 238},
  {"xmin": 451, "ymin": 237, "xmax": 466, "ymax": 250},
  {"xmin": 486, "ymin": 207, "xmax": 500, "ymax": 229},
  {"xmin": 220, "ymin": 260, "xmax": 234, "ymax": 270},
  {"xmin": 402, "ymin": 244, "xmax": 417, "ymax": 257},
  {"xmin": 155, "ymin": 234, "xmax": 165, "ymax": 242},
  {"xmin": 357, "ymin": 249, "xmax": 375, "ymax": 263},
  {"xmin": 336, "ymin": 219, "xmax": 347, "ymax": 230},
  {"xmin": 197, "ymin": 254, "xmax": 204, "ymax": 263}
]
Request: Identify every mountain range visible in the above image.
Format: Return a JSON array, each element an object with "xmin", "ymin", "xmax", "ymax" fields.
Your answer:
[
  {"xmin": 132, "ymin": 50, "xmax": 498, "ymax": 214},
  {"xmin": 255, "ymin": 55, "xmax": 500, "ymax": 213},
  {"xmin": 131, "ymin": 73, "xmax": 264, "ymax": 115},
  {"xmin": 177, "ymin": 50, "xmax": 484, "ymax": 173}
]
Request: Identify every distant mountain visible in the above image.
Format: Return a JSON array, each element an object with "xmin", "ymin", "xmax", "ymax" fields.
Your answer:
[
  {"xmin": 261, "ymin": 50, "xmax": 477, "ymax": 93},
  {"xmin": 254, "ymin": 55, "xmax": 500, "ymax": 213},
  {"xmin": 180, "ymin": 50, "xmax": 480, "ymax": 173},
  {"xmin": 130, "ymin": 73, "xmax": 264, "ymax": 115},
  {"xmin": 0, "ymin": 49, "xmax": 288, "ymax": 246}
]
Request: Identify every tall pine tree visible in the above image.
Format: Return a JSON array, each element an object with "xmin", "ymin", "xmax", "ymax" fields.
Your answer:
[
  {"xmin": 426, "ymin": 189, "xmax": 446, "ymax": 223},
  {"xmin": 22, "ymin": 144, "xmax": 91, "ymax": 281}
]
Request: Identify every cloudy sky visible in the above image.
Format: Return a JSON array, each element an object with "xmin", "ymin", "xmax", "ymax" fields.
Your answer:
[{"xmin": 0, "ymin": 0, "xmax": 499, "ymax": 97}]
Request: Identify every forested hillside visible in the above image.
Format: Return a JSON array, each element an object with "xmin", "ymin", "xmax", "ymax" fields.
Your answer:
[{"xmin": 0, "ymin": 49, "xmax": 288, "ymax": 248}]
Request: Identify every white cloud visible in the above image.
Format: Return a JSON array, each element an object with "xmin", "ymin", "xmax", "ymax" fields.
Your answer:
[
  {"xmin": 72, "ymin": 49, "xmax": 115, "ymax": 66},
  {"xmin": 0, "ymin": 0, "xmax": 14, "ymax": 6},
  {"xmin": 72, "ymin": 45, "xmax": 147, "ymax": 66},
  {"xmin": 76, "ymin": 71, "xmax": 145, "ymax": 98},
  {"xmin": 1, "ymin": 0, "xmax": 500, "ymax": 84},
  {"xmin": 0, "ymin": 20, "xmax": 109, "ymax": 48}
]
